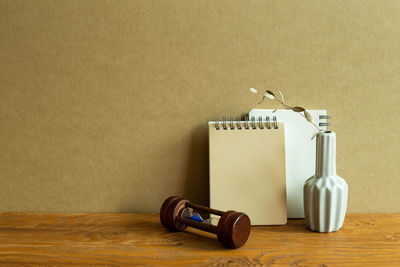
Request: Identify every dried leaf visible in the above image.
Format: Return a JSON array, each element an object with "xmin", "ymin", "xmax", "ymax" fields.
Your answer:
[
  {"xmin": 265, "ymin": 90, "xmax": 275, "ymax": 97},
  {"xmin": 304, "ymin": 110, "xmax": 312, "ymax": 122},
  {"xmin": 292, "ymin": 106, "xmax": 305, "ymax": 112},
  {"xmin": 272, "ymin": 109, "xmax": 278, "ymax": 113},
  {"xmin": 278, "ymin": 90, "xmax": 285, "ymax": 103},
  {"xmin": 249, "ymin": 88, "xmax": 258, "ymax": 94},
  {"xmin": 264, "ymin": 93, "xmax": 275, "ymax": 100}
]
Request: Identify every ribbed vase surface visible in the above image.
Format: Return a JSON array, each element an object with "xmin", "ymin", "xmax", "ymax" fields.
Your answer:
[{"xmin": 303, "ymin": 131, "xmax": 348, "ymax": 233}]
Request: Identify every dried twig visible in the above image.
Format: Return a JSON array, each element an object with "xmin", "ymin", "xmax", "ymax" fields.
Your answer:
[{"xmin": 250, "ymin": 88, "xmax": 322, "ymax": 134}]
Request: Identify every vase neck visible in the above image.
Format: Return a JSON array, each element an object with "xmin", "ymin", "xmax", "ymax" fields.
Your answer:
[{"xmin": 315, "ymin": 131, "xmax": 336, "ymax": 177}]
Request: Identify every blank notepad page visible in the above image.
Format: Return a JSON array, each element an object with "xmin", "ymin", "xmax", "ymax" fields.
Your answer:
[{"xmin": 209, "ymin": 120, "xmax": 287, "ymax": 225}]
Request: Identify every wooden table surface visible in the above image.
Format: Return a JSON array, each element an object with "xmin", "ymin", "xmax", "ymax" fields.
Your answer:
[{"xmin": 0, "ymin": 213, "xmax": 399, "ymax": 266}]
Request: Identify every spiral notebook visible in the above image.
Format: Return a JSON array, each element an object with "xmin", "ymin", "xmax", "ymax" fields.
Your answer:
[
  {"xmin": 209, "ymin": 117, "xmax": 287, "ymax": 225},
  {"xmin": 249, "ymin": 109, "xmax": 327, "ymax": 218}
]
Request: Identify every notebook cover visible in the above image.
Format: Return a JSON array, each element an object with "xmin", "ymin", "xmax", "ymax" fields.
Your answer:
[
  {"xmin": 249, "ymin": 109, "xmax": 327, "ymax": 218},
  {"xmin": 209, "ymin": 121, "xmax": 287, "ymax": 225}
]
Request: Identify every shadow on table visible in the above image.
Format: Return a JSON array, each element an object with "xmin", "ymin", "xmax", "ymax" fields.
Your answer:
[
  {"xmin": 251, "ymin": 219, "xmax": 309, "ymax": 234},
  {"xmin": 142, "ymin": 221, "xmax": 227, "ymax": 251}
]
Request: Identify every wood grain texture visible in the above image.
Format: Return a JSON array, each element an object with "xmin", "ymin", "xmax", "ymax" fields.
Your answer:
[{"xmin": 0, "ymin": 213, "xmax": 399, "ymax": 266}]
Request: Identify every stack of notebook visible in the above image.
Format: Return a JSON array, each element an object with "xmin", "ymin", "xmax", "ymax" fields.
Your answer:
[{"xmin": 209, "ymin": 109, "xmax": 327, "ymax": 225}]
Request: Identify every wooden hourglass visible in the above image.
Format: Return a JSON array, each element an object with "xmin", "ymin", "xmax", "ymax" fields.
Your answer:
[{"xmin": 160, "ymin": 196, "xmax": 251, "ymax": 249}]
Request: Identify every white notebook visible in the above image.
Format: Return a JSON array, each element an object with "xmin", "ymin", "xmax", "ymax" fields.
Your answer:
[
  {"xmin": 209, "ymin": 118, "xmax": 287, "ymax": 225},
  {"xmin": 249, "ymin": 109, "xmax": 327, "ymax": 218}
]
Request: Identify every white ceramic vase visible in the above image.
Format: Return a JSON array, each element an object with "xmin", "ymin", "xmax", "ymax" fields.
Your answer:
[{"xmin": 303, "ymin": 131, "xmax": 348, "ymax": 233}]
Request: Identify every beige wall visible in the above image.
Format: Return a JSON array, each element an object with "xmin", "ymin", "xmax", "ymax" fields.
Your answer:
[{"xmin": 0, "ymin": 0, "xmax": 399, "ymax": 213}]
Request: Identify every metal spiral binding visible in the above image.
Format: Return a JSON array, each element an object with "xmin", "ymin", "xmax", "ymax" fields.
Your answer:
[
  {"xmin": 258, "ymin": 116, "xmax": 264, "ymax": 129},
  {"xmin": 251, "ymin": 117, "xmax": 256, "ymax": 129},
  {"xmin": 222, "ymin": 116, "xmax": 227, "ymax": 130},
  {"xmin": 237, "ymin": 116, "xmax": 242, "ymax": 130},
  {"xmin": 273, "ymin": 116, "xmax": 278, "ymax": 129},
  {"xmin": 319, "ymin": 115, "xmax": 332, "ymax": 119},
  {"xmin": 319, "ymin": 122, "xmax": 331, "ymax": 127},
  {"xmin": 319, "ymin": 115, "xmax": 332, "ymax": 127},
  {"xmin": 266, "ymin": 116, "xmax": 271, "ymax": 129},
  {"xmin": 214, "ymin": 116, "xmax": 280, "ymax": 130}
]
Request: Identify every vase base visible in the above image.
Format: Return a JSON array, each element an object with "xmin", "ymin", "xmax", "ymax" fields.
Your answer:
[{"xmin": 307, "ymin": 226, "xmax": 342, "ymax": 233}]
